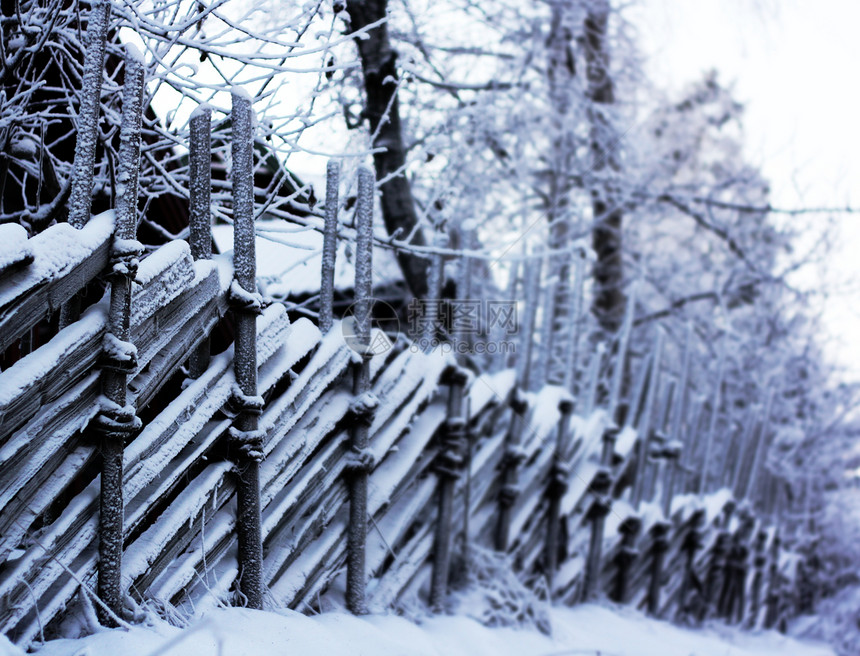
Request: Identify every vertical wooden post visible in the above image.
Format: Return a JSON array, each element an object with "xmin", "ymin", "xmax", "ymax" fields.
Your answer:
[
  {"xmin": 610, "ymin": 517, "xmax": 641, "ymax": 603},
  {"xmin": 188, "ymin": 103, "xmax": 212, "ymax": 378},
  {"xmin": 345, "ymin": 167, "xmax": 376, "ymax": 614},
  {"xmin": 68, "ymin": 0, "xmax": 111, "ymax": 230},
  {"xmin": 607, "ymin": 280, "xmax": 637, "ymax": 417},
  {"xmin": 698, "ymin": 350, "xmax": 725, "ymax": 496},
  {"xmin": 738, "ymin": 389, "xmax": 774, "ymax": 502},
  {"xmin": 94, "ymin": 47, "xmax": 145, "ymax": 625},
  {"xmin": 676, "ymin": 509, "xmax": 704, "ymax": 621},
  {"xmin": 661, "ymin": 324, "xmax": 691, "ymax": 516},
  {"xmin": 633, "ymin": 330, "xmax": 663, "ymax": 508},
  {"xmin": 582, "ymin": 469, "xmax": 612, "ymax": 602},
  {"xmin": 545, "ymin": 395, "xmax": 574, "ymax": 595},
  {"xmin": 320, "ymin": 160, "xmax": 340, "ymax": 334},
  {"xmin": 535, "ymin": 275, "xmax": 557, "ymax": 389},
  {"xmin": 646, "ymin": 520, "xmax": 670, "ymax": 615},
  {"xmin": 430, "ymin": 366, "xmax": 468, "ymax": 611},
  {"xmin": 747, "ymin": 529, "xmax": 768, "ymax": 628},
  {"xmin": 495, "ymin": 389, "xmax": 528, "ymax": 552},
  {"xmin": 763, "ymin": 532, "xmax": 782, "ymax": 629},
  {"xmin": 562, "ymin": 248, "xmax": 585, "ymax": 395},
  {"xmin": 520, "ymin": 255, "xmax": 542, "ymax": 390},
  {"xmin": 61, "ymin": 0, "xmax": 112, "ymax": 327},
  {"xmin": 229, "ymin": 89, "xmax": 265, "ymax": 609}
]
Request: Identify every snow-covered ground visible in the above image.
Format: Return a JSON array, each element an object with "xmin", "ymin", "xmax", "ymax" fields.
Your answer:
[{"xmin": 4, "ymin": 604, "xmax": 834, "ymax": 656}]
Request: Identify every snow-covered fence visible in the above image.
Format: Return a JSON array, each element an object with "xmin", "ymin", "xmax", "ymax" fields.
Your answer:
[{"xmin": 0, "ymin": 64, "xmax": 817, "ymax": 654}]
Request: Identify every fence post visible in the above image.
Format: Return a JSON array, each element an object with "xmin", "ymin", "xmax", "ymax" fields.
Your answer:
[
  {"xmin": 520, "ymin": 256, "xmax": 542, "ymax": 390},
  {"xmin": 320, "ymin": 160, "xmax": 340, "ymax": 334},
  {"xmin": 763, "ymin": 532, "xmax": 782, "ymax": 629},
  {"xmin": 646, "ymin": 519, "xmax": 670, "ymax": 615},
  {"xmin": 747, "ymin": 529, "xmax": 768, "ymax": 628},
  {"xmin": 582, "ymin": 468, "xmax": 612, "ymax": 602},
  {"xmin": 228, "ymin": 89, "xmax": 266, "ymax": 609},
  {"xmin": 545, "ymin": 395, "xmax": 574, "ymax": 595},
  {"xmin": 633, "ymin": 330, "xmax": 663, "ymax": 508},
  {"xmin": 430, "ymin": 366, "xmax": 468, "ymax": 611},
  {"xmin": 61, "ymin": 0, "xmax": 112, "ymax": 327},
  {"xmin": 676, "ymin": 508, "xmax": 704, "ymax": 621},
  {"xmin": 495, "ymin": 389, "xmax": 528, "ymax": 552},
  {"xmin": 93, "ymin": 47, "xmax": 145, "ymax": 625},
  {"xmin": 610, "ymin": 517, "xmax": 641, "ymax": 603},
  {"xmin": 345, "ymin": 167, "xmax": 377, "ymax": 614},
  {"xmin": 698, "ymin": 350, "xmax": 725, "ymax": 496},
  {"xmin": 188, "ymin": 104, "xmax": 212, "ymax": 378}
]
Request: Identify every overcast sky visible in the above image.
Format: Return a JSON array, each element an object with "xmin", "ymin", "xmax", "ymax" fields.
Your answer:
[{"xmin": 632, "ymin": 0, "xmax": 860, "ymax": 380}]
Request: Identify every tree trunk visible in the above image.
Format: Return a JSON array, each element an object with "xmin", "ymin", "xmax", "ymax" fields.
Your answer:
[
  {"xmin": 346, "ymin": 0, "xmax": 428, "ymax": 298},
  {"xmin": 584, "ymin": 1, "xmax": 626, "ymax": 333}
]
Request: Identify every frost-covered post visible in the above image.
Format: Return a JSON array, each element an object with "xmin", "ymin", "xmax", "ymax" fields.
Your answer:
[
  {"xmin": 60, "ymin": 0, "xmax": 112, "ymax": 327},
  {"xmin": 545, "ymin": 395, "xmax": 573, "ymax": 595},
  {"xmin": 188, "ymin": 104, "xmax": 213, "ymax": 378},
  {"xmin": 747, "ymin": 529, "xmax": 768, "ymax": 628},
  {"xmin": 93, "ymin": 48, "xmax": 145, "ymax": 625},
  {"xmin": 763, "ymin": 532, "xmax": 782, "ymax": 629},
  {"xmin": 534, "ymin": 276, "xmax": 558, "ymax": 389},
  {"xmin": 229, "ymin": 89, "xmax": 265, "ymax": 610},
  {"xmin": 68, "ymin": 0, "xmax": 111, "ymax": 229},
  {"xmin": 738, "ymin": 389, "xmax": 774, "ymax": 502},
  {"xmin": 320, "ymin": 160, "xmax": 340, "ymax": 334},
  {"xmin": 430, "ymin": 366, "xmax": 468, "ymax": 611},
  {"xmin": 345, "ymin": 167, "xmax": 377, "ymax": 615}
]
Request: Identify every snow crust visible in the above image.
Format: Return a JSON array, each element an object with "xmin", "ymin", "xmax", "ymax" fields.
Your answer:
[{"xmin": 26, "ymin": 603, "xmax": 834, "ymax": 656}]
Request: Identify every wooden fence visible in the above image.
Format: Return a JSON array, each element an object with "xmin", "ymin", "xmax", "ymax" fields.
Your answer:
[{"xmin": 0, "ymin": 43, "xmax": 816, "ymax": 648}]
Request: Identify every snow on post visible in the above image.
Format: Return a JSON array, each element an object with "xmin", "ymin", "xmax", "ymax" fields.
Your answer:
[
  {"xmin": 633, "ymin": 329, "xmax": 663, "ymax": 509},
  {"xmin": 319, "ymin": 160, "xmax": 340, "ymax": 334},
  {"xmin": 345, "ymin": 166, "xmax": 375, "ymax": 615},
  {"xmin": 430, "ymin": 366, "xmax": 468, "ymax": 612},
  {"xmin": 456, "ymin": 222, "xmax": 475, "ymax": 360},
  {"xmin": 188, "ymin": 103, "xmax": 213, "ymax": 378},
  {"xmin": 68, "ymin": 0, "xmax": 111, "ymax": 230},
  {"xmin": 229, "ymin": 88, "xmax": 265, "ymax": 610},
  {"xmin": 93, "ymin": 46, "xmax": 146, "ymax": 626}
]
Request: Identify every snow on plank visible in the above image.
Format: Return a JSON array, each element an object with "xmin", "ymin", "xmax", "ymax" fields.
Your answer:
[
  {"xmin": 0, "ymin": 211, "xmax": 114, "ymax": 353},
  {"xmin": 0, "ymin": 224, "xmax": 33, "ymax": 278},
  {"xmin": 0, "ymin": 243, "xmax": 195, "ymax": 442}
]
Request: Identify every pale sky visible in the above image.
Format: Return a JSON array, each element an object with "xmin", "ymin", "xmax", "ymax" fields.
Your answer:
[{"xmin": 632, "ymin": 0, "xmax": 860, "ymax": 380}]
